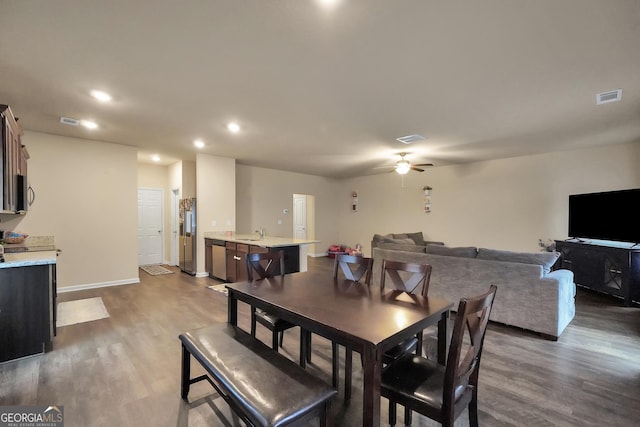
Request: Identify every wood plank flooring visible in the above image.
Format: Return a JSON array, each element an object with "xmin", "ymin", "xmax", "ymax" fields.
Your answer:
[{"xmin": 1, "ymin": 256, "xmax": 639, "ymax": 426}]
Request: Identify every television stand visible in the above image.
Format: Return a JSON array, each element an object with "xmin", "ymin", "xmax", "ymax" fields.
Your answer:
[{"xmin": 555, "ymin": 240, "xmax": 640, "ymax": 306}]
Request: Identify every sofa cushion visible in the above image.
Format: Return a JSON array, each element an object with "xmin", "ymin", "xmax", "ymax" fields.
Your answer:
[
  {"xmin": 377, "ymin": 242, "xmax": 426, "ymax": 253},
  {"xmin": 406, "ymin": 232, "xmax": 425, "ymax": 246},
  {"xmin": 425, "ymin": 245, "xmax": 478, "ymax": 258},
  {"xmin": 477, "ymin": 248, "xmax": 560, "ymax": 274}
]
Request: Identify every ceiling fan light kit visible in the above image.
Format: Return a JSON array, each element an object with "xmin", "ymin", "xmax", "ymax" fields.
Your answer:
[{"xmin": 395, "ymin": 160, "xmax": 411, "ymax": 174}]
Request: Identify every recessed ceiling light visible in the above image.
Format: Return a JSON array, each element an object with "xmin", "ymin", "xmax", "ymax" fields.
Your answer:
[
  {"xmin": 80, "ymin": 120, "xmax": 98, "ymax": 129},
  {"xmin": 90, "ymin": 90, "xmax": 112, "ymax": 102},
  {"xmin": 152, "ymin": 154, "xmax": 160, "ymax": 162},
  {"xmin": 194, "ymin": 139, "xmax": 205, "ymax": 148},
  {"xmin": 227, "ymin": 122, "xmax": 240, "ymax": 133}
]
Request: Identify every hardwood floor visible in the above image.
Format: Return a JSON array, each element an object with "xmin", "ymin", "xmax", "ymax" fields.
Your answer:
[{"xmin": 1, "ymin": 256, "xmax": 639, "ymax": 426}]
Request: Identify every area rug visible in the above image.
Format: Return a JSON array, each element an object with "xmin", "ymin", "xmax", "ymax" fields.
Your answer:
[
  {"xmin": 140, "ymin": 265, "xmax": 174, "ymax": 275},
  {"xmin": 208, "ymin": 284, "xmax": 228, "ymax": 296},
  {"xmin": 57, "ymin": 297, "xmax": 110, "ymax": 327}
]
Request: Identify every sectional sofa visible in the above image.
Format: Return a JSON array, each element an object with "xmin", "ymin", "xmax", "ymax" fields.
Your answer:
[{"xmin": 371, "ymin": 232, "xmax": 576, "ymax": 339}]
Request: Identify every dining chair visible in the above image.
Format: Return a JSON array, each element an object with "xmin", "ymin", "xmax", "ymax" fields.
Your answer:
[
  {"xmin": 381, "ymin": 284, "xmax": 498, "ymax": 427},
  {"xmin": 246, "ymin": 251, "xmax": 298, "ymax": 353},
  {"xmin": 331, "ymin": 254, "xmax": 374, "ymax": 399},
  {"xmin": 380, "ymin": 259, "xmax": 433, "ymax": 363}
]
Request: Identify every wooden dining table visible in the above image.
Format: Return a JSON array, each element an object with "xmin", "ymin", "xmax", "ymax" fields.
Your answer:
[{"xmin": 226, "ymin": 271, "xmax": 453, "ymax": 427}]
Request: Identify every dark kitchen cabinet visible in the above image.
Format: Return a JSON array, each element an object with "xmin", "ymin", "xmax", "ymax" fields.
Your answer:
[
  {"xmin": 224, "ymin": 241, "xmax": 299, "ymax": 282},
  {"xmin": 0, "ymin": 264, "xmax": 57, "ymax": 362},
  {"xmin": 225, "ymin": 242, "xmax": 250, "ymax": 283}
]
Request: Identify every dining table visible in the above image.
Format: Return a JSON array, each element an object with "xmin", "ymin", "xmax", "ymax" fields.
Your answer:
[{"xmin": 226, "ymin": 271, "xmax": 453, "ymax": 427}]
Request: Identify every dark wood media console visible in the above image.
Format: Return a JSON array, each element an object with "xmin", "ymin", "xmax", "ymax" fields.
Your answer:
[{"xmin": 555, "ymin": 240, "xmax": 640, "ymax": 306}]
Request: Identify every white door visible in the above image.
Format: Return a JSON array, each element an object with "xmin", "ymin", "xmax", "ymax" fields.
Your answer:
[
  {"xmin": 293, "ymin": 194, "xmax": 307, "ymax": 240},
  {"xmin": 138, "ymin": 188, "xmax": 164, "ymax": 265}
]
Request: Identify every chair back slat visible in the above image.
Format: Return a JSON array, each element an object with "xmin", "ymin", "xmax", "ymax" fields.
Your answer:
[
  {"xmin": 246, "ymin": 251, "xmax": 285, "ymax": 281},
  {"xmin": 333, "ymin": 254, "xmax": 373, "ymax": 284},
  {"xmin": 380, "ymin": 259, "xmax": 432, "ymax": 297}
]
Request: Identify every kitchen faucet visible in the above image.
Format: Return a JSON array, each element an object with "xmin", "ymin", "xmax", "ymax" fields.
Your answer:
[{"xmin": 255, "ymin": 228, "xmax": 265, "ymax": 239}]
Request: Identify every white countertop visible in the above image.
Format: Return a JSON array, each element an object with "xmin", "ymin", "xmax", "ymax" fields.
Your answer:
[
  {"xmin": 0, "ymin": 250, "xmax": 57, "ymax": 268},
  {"xmin": 204, "ymin": 232, "xmax": 319, "ymax": 248}
]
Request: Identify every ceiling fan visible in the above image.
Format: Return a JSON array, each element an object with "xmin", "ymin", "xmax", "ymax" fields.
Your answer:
[{"xmin": 392, "ymin": 152, "xmax": 433, "ymax": 174}]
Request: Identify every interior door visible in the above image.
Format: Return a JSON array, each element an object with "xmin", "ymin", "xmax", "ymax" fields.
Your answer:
[
  {"xmin": 138, "ymin": 188, "xmax": 164, "ymax": 266},
  {"xmin": 293, "ymin": 194, "xmax": 307, "ymax": 240}
]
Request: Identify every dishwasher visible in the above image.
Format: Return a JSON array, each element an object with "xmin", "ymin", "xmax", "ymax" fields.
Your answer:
[{"xmin": 212, "ymin": 242, "xmax": 227, "ymax": 281}]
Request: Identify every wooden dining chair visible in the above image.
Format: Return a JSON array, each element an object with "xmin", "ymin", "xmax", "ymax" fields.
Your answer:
[
  {"xmin": 331, "ymin": 254, "xmax": 374, "ymax": 399},
  {"xmin": 380, "ymin": 259, "xmax": 433, "ymax": 364},
  {"xmin": 381, "ymin": 284, "xmax": 498, "ymax": 427},
  {"xmin": 246, "ymin": 251, "xmax": 298, "ymax": 352}
]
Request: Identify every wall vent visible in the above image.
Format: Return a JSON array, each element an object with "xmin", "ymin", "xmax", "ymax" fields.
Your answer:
[
  {"xmin": 396, "ymin": 134, "xmax": 426, "ymax": 144},
  {"xmin": 596, "ymin": 89, "xmax": 622, "ymax": 105},
  {"xmin": 59, "ymin": 116, "xmax": 80, "ymax": 126}
]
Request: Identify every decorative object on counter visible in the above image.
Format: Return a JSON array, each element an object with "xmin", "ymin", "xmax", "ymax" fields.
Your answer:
[
  {"xmin": 3, "ymin": 231, "xmax": 28, "ymax": 244},
  {"xmin": 538, "ymin": 238, "xmax": 556, "ymax": 252},
  {"xmin": 57, "ymin": 297, "xmax": 110, "ymax": 327},
  {"xmin": 140, "ymin": 265, "xmax": 174, "ymax": 275},
  {"xmin": 423, "ymin": 186, "xmax": 432, "ymax": 213}
]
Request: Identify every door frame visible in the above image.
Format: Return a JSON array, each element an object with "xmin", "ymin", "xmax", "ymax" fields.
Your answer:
[{"xmin": 137, "ymin": 187, "xmax": 165, "ymax": 266}]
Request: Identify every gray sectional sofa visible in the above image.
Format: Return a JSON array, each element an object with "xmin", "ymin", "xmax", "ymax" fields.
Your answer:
[{"xmin": 371, "ymin": 232, "xmax": 576, "ymax": 339}]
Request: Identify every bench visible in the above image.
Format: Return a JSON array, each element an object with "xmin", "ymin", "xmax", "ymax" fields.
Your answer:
[{"xmin": 179, "ymin": 323, "xmax": 337, "ymax": 427}]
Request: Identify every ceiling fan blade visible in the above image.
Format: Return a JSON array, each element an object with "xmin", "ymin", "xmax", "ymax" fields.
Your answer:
[
  {"xmin": 413, "ymin": 163, "xmax": 434, "ymax": 167},
  {"xmin": 411, "ymin": 166, "xmax": 425, "ymax": 172}
]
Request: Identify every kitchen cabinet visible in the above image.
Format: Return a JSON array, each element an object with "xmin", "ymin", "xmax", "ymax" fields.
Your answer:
[
  {"xmin": 0, "ymin": 263, "xmax": 56, "ymax": 362},
  {"xmin": 224, "ymin": 242, "xmax": 271, "ymax": 282},
  {"xmin": 1, "ymin": 104, "xmax": 27, "ymax": 214}
]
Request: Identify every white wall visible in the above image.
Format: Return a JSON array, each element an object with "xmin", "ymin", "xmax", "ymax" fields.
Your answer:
[
  {"xmin": 338, "ymin": 142, "xmax": 640, "ymax": 256},
  {"xmin": 196, "ymin": 154, "xmax": 236, "ymax": 276},
  {"xmin": 236, "ymin": 165, "xmax": 342, "ymax": 255},
  {"xmin": 2, "ymin": 131, "xmax": 139, "ymax": 289}
]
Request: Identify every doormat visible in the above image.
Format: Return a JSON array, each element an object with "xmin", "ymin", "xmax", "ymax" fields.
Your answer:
[
  {"xmin": 208, "ymin": 284, "xmax": 228, "ymax": 296},
  {"xmin": 140, "ymin": 265, "xmax": 174, "ymax": 275},
  {"xmin": 57, "ymin": 297, "xmax": 110, "ymax": 327}
]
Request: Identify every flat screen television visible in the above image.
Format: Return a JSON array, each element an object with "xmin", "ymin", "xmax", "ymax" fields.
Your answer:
[{"xmin": 568, "ymin": 188, "xmax": 640, "ymax": 244}]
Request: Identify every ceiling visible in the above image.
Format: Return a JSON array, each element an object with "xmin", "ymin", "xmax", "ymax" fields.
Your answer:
[{"xmin": 1, "ymin": 0, "xmax": 639, "ymax": 178}]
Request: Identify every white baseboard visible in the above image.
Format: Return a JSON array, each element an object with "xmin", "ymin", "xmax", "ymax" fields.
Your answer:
[
  {"xmin": 195, "ymin": 271, "xmax": 209, "ymax": 278},
  {"xmin": 57, "ymin": 277, "xmax": 140, "ymax": 293},
  {"xmin": 309, "ymin": 252, "xmax": 328, "ymax": 258}
]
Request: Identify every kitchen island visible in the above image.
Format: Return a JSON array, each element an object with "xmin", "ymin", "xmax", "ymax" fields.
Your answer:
[
  {"xmin": 0, "ymin": 249, "xmax": 57, "ymax": 363},
  {"xmin": 203, "ymin": 233, "xmax": 319, "ymax": 282}
]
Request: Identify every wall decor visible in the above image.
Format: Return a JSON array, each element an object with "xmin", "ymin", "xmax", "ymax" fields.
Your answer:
[
  {"xmin": 351, "ymin": 191, "xmax": 358, "ymax": 212},
  {"xmin": 423, "ymin": 186, "xmax": 432, "ymax": 213}
]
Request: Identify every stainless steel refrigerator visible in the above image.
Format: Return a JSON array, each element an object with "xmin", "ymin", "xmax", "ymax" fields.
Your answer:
[{"xmin": 179, "ymin": 197, "xmax": 197, "ymax": 275}]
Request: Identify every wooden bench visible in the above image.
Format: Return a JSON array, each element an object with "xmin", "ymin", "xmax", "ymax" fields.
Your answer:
[{"xmin": 179, "ymin": 323, "xmax": 337, "ymax": 427}]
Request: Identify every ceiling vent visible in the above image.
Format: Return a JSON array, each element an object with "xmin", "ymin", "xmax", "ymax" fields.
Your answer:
[
  {"xmin": 596, "ymin": 89, "xmax": 622, "ymax": 105},
  {"xmin": 396, "ymin": 134, "xmax": 426, "ymax": 144},
  {"xmin": 60, "ymin": 116, "xmax": 80, "ymax": 126}
]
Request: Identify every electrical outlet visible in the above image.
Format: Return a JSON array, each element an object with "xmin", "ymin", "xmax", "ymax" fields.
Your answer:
[
  {"xmin": 226, "ymin": 219, "xmax": 232, "ymax": 226},
  {"xmin": 211, "ymin": 220, "xmax": 217, "ymax": 226},
  {"xmin": 277, "ymin": 219, "xmax": 282, "ymax": 225}
]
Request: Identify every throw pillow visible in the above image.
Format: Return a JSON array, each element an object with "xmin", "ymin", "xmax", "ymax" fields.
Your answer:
[
  {"xmin": 377, "ymin": 242, "xmax": 426, "ymax": 253},
  {"xmin": 406, "ymin": 232, "xmax": 425, "ymax": 246},
  {"xmin": 476, "ymin": 248, "xmax": 560, "ymax": 274},
  {"xmin": 425, "ymin": 245, "xmax": 478, "ymax": 258},
  {"xmin": 388, "ymin": 238, "xmax": 416, "ymax": 245}
]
